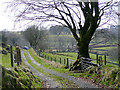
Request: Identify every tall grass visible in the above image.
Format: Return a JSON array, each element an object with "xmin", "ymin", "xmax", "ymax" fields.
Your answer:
[
  {"xmin": 28, "ymin": 48, "xmax": 69, "ymax": 73},
  {"xmin": 23, "ymin": 49, "xmax": 79, "ymax": 88},
  {"xmin": 0, "ymin": 53, "xmax": 11, "ymax": 68}
]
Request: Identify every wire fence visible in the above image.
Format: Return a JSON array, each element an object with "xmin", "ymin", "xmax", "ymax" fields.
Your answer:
[{"xmin": 36, "ymin": 51, "xmax": 119, "ymax": 68}]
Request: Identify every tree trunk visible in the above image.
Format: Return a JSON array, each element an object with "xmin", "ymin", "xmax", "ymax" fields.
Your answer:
[
  {"xmin": 10, "ymin": 46, "xmax": 13, "ymax": 67},
  {"xmin": 77, "ymin": 41, "xmax": 90, "ymax": 59},
  {"xmin": 69, "ymin": 39, "xmax": 90, "ymax": 71}
]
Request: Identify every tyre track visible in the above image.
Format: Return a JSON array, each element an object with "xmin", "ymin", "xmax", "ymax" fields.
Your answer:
[
  {"xmin": 21, "ymin": 50, "xmax": 61, "ymax": 88},
  {"xmin": 27, "ymin": 50, "xmax": 98, "ymax": 88}
]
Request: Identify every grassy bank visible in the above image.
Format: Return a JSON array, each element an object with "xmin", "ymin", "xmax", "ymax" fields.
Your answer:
[
  {"xmin": 23, "ymin": 49, "xmax": 79, "ymax": 88},
  {"xmin": 41, "ymin": 51, "xmax": 118, "ymax": 67},
  {"xmin": 30, "ymin": 48, "xmax": 120, "ymax": 88},
  {"xmin": 0, "ymin": 45, "xmax": 17, "ymax": 68},
  {"xmin": 0, "ymin": 45, "xmax": 43, "ymax": 88},
  {"xmin": 2, "ymin": 66, "xmax": 43, "ymax": 88},
  {"xmin": 28, "ymin": 48, "xmax": 69, "ymax": 73},
  {"xmin": 79, "ymin": 65, "xmax": 120, "ymax": 88},
  {"xmin": 0, "ymin": 53, "xmax": 11, "ymax": 68}
]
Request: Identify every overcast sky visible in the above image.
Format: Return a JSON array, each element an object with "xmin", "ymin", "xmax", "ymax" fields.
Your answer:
[
  {"xmin": 0, "ymin": 0, "xmax": 54, "ymax": 31},
  {"xmin": 0, "ymin": 0, "xmax": 119, "ymax": 31},
  {"xmin": 0, "ymin": 0, "xmax": 31, "ymax": 31},
  {"xmin": 0, "ymin": 0, "xmax": 14, "ymax": 31}
]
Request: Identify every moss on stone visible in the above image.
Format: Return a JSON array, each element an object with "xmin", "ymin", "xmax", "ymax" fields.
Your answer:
[
  {"xmin": 2, "ymin": 66, "xmax": 42, "ymax": 89},
  {"xmin": 81, "ymin": 65, "xmax": 120, "ymax": 88}
]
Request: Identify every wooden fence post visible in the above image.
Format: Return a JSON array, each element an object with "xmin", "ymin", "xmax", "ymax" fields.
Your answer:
[
  {"xmin": 101, "ymin": 56, "xmax": 103, "ymax": 66},
  {"xmin": 64, "ymin": 59, "xmax": 66, "ymax": 64},
  {"xmin": 98, "ymin": 57, "xmax": 100, "ymax": 66},
  {"xmin": 54, "ymin": 58, "xmax": 56, "ymax": 62},
  {"xmin": 99, "ymin": 56, "xmax": 102, "ymax": 66},
  {"xmin": 81, "ymin": 58, "xmax": 83, "ymax": 70},
  {"xmin": 60, "ymin": 58, "xmax": 61, "ymax": 64},
  {"xmin": 19, "ymin": 48, "xmax": 22, "ymax": 65},
  {"xmin": 51, "ymin": 57, "xmax": 52, "ymax": 61},
  {"xmin": 37, "ymin": 50, "xmax": 39, "ymax": 56},
  {"xmin": 16, "ymin": 46, "xmax": 20, "ymax": 66},
  {"xmin": 45, "ymin": 55, "xmax": 46, "ymax": 59},
  {"xmin": 96, "ymin": 54, "xmax": 98, "ymax": 64},
  {"xmin": 104, "ymin": 55, "xmax": 106, "ymax": 65},
  {"xmin": 48, "ymin": 56, "xmax": 49, "ymax": 60},
  {"xmin": 39, "ymin": 51, "xmax": 40, "ymax": 56},
  {"xmin": 10, "ymin": 46, "xmax": 13, "ymax": 67},
  {"xmin": 67, "ymin": 58, "xmax": 69, "ymax": 67},
  {"xmin": 14, "ymin": 50, "xmax": 17, "ymax": 63}
]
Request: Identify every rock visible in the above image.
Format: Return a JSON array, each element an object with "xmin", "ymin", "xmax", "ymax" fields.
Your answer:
[
  {"xmin": 2, "ymin": 50, "xmax": 7, "ymax": 55},
  {"xmin": 7, "ymin": 70, "xmax": 16, "ymax": 77},
  {"xmin": 14, "ymin": 67, "xmax": 18, "ymax": 72},
  {"xmin": 2, "ymin": 66, "xmax": 42, "ymax": 88},
  {"xmin": 64, "ymin": 65, "xmax": 69, "ymax": 69},
  {"xmin": 1, "ymin": 42, "xmax": 6, "ymax": 48},
  {"xmin": 23, "ymin": 68, "xmax": 30, "ymax": 72},
  {"xmin": 6, "ymin": 46, "xmax": 9, "ymax": 51},
  {"xmin": 20, "ymin": 77, "xmax": 28, "ymax": 85}
]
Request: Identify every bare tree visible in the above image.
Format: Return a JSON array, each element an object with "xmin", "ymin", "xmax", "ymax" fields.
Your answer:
[
  {"xmin": 9, "ymin": 0, "xmax": 119, "ymax": 69},
  {"xmin": 7, "ymin": 33, "xmax": 19, "ymax": 46},
  {"xmin": 22, "ymin": 25, "xmax": 48, "ymax": 50},
  {"xmin": 36, "ymin": 30, "xmax": 48, "ymax": 52},
  {"xmin": 22, "ymin": 25, "xmax": 40, "ymax": 49},
  {"xmin": 1, "ymin": 30, "xmax": 8, "ymax": 43}
]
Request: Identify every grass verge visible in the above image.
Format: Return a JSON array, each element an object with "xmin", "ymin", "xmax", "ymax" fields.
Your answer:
[
  {"xmin": 28, "ymin": 48, "xmax": 69, "ymax": 73},
  {"xmin": 2, "ymin": 66, "xmax": 43, "ymax": 88},
  {"xmin": 79, "ymin": 65, "xmax": 120, "ymax": 88},
  {"xmin": 23, "ymin": 49, "xmax": 79, "ymax": 88},
  {"xmin": 28, "ymin": 48, "xmax": 120, "ymax": 88},
  {"xmin": 0, "ymin": 46, "xmax": 17, "ymax": 68}
]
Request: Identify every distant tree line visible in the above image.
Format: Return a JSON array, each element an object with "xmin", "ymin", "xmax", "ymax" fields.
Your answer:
[
  {"xmin": 21, "ymin": 25, "xmax": 49, "ymax": 52},
  {"xmin": 0, "ymin": 30, "xmax": 29, "ymax": 47},
  {"xmin": 20, "ymin": 25, "xmax": 76, "ymax": 52}
]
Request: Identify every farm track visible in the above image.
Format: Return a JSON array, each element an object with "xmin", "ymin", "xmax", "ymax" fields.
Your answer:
[
  {"xmin": 21, "ymin": 50, "xmax": 61, "ymax": 88},
  {"xmin": 26, "ymin": 50, "xmax": 98, "ymax": 88}
]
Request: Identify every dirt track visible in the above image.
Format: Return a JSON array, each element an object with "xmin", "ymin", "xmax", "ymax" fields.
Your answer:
[{"xmin": 25, "ymin": 50, "xmax": 98, "ymax": 88}]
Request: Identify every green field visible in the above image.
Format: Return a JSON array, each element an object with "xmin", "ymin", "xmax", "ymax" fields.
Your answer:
[
  {"xmin": 0, "ymin": 46, "xmax": 17, "ymax": 68},
  {"xmin": 29, "ymin": 48, "xmax": 120, "ymax": 88},
  {"xmin": 0, "ymin": 46, "xmax": 12, "ymax": 68},
  {"xmin": 0, "ymin": 53, "xmax": 11, "ymax": 68},
  {"xmin": 1, "ymin": 46, "xmax": 43, "ymax": 88},
  {"xmin": 0, "ymin": 47, "xmax": 2, "ymax": 50},
  {"xmin": 41, "ymin": 52, "xmax": 98, "ymax": 64},
  {"xmin": 41, "ymin": 50, "xmax": 118, "ymax": 67},
  {"xmin": 23, "ymin": 49, "xmax": 79, "ymax": 88},
  {"xmin": 29, "ymin": 48, "xmax": 69, "ymax": 73},
  {"xmin": 41, "ymin": 52, "xmax": 76, "ymax": 64}
]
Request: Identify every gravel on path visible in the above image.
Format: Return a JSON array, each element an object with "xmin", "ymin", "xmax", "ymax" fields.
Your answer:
[
  {"xmin": 21, "ymin": 50, "xmax": 61, "ymax": 88},
  {"xmin": 27, "ymin": 50, "xmax": 98, "ymax": 88}
]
